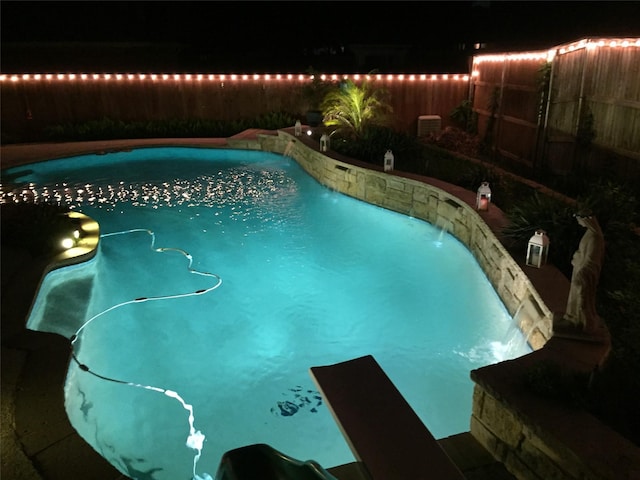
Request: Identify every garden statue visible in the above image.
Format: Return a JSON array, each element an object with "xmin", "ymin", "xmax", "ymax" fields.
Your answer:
[{"xmin": 554, "ymin": 211, "xmax": 608, "ymax": 341}]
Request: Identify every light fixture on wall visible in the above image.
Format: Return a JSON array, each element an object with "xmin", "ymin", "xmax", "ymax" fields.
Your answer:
[
  {"xmin": 476, "ymin": 182, "xmax": 491, "ymax": 211},
  {"xmin": 526, "ymin": 230, "xmax": 550, "ymax": 268}
]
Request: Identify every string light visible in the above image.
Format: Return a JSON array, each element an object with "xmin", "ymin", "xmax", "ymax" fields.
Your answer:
[
  {"xmin": 2, "ymin": 38, "xmax": 637, "ymax": 84},
  {"xmin": 0, "ymin": 71, "xmax": 479, "ymax": 83},
  {"xmin": 473, "ymin": 37, "xmax": 640, "ymax": 64}
]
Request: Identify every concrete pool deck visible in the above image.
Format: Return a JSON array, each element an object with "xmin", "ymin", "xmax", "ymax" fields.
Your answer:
[{"xmin": 2, "ymin": 134, "xmax": 576, "ymax": 480}]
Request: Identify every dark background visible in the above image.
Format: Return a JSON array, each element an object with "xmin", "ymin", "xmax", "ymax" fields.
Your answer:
[{"xmin": 2, "ymin": 1, "xmax": 640, "ymax": 72}]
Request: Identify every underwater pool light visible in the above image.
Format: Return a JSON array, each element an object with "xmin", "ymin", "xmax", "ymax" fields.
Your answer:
[{"xmin": 60, "ymin": 230, "xmax": 80, "ymax": 249}]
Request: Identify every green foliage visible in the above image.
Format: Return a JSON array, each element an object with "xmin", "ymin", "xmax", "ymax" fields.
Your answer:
[
  {"xmin": 502, "ymin": 179, "xmax": 640, "ymax": 400},
  {"xmin": 331, "ymin": 125, "xmax": 424, "ymax": 171},
  {"xmin": 251, "ymin": 111, "xmax": 299, "ymax": 130},
  {"xmin": 576, "ymin": 104, "xmax": 596, "ymax": 148},
  {"xmin": 450, "ymin": 99, "xmax": 477, "ymax": 134},
  {"xmin": 301, "ymin": 68, "xmax": 338, "ymax": 111},
  {"xmin": 589, "ymin": 346, "xmax": 640, "ymax": 445},
  {"xmin": 321, "ymin": 79, "xmax": 392, "ymax": 140},
  {"xmin": 42, "ymin": 112, "xmax": 298, "ymax": 142},
  {"xmin": 502, "ymin": 192, "xmax": 580, "ymax": 274},
  {"xmin": 419, "ymin": 144, "xmax": 477, "ymax": 182},
  {"xmin": 422, "ymin": 126, "xmax": 481, "ymax": 158},
  {"xmin": 573, "ymin": 182, "xmax": 640, "ymax": 335},
  {"xmin": 482, "ymin": 86, "xmax": 501, "ymax": 155},
  {"xmin": 575, "ymin": 180, "xmax": 639, "ymax": 230},
  {"xmin": 0, "ymin": 203, "xmax": 72, "ymax": 255},
  {"xmin": 523, "ymin": 360, "xmax": 592, "ymax": 408},
  {"xmin": 537, "ymin": 62, "xmax": 552, "ymax": 121},
  {"xmin": 597, "ymin": 230, "xmax": 640, "ymax": 352}
]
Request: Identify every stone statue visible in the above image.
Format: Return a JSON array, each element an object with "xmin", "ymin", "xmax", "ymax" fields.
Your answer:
[{"xmin": 556, "ymin": 212, "xmax": 607, "ymax": 338}]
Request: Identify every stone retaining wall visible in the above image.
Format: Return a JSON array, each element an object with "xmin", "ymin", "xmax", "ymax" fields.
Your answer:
[
  {"xmin": 469, "ymin": 339, "xmax": 639, "ymax": 480},
  {"xmin": 250, "ymin": 130, "xmax": 554, "ymax": 349}
]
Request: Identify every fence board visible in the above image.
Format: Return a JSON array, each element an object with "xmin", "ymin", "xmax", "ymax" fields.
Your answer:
[
  {"xmin": 0, "ymin": 75, "xmax": 468, "ymax": 141},
  {"xmin": 2, "ymin": 38, "xmax": 638, "ymax": 179}
]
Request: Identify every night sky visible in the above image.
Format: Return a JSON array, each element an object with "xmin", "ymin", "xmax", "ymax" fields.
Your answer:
[{"xmin": 2, "ymin": 1, "xmax": 639, "ymax": 72}]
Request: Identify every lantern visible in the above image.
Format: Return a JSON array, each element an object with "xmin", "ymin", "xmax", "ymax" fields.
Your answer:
[
  {"xmin": 320, "ymin": 133, "xmax": 330, "ymax": 152},
  {"xmin": 384, "ymin": 149, "xmax": 395, "ymax": 172},
  {"xmin": 526, "ymin": 230, "xmax": 550, "ymax": 268},
  {"xmin": 294, "ymin": 120, "xmax": 302, "ymax": 137},
  {"xmin": 476, "ymin": 181, "xmax": 491, "ymax": 211}
]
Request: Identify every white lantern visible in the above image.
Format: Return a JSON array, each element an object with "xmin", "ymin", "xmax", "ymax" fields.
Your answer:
[
  {"xmin": 320, "ymin": 133, "xmax": 330, "ymax": 152},
  {"xmin": 294, "ymin": 120, "xmax": 302, "ymax": 137},
  {"xmin": 476, "ymin": 181, "xmax": 491, "ymax": 211},
  {"xmin": 526, "ymin": 230, "xmax": 550, "ymax": 268},
  {"xmin": 384, "ymin": 149, "xmax": 394, "ymax": 172}
]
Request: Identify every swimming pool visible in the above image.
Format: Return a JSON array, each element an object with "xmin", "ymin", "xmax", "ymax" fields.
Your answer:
[{"xmin": 4, "ymin": 147, "xmax": 531, "ymax": 480}]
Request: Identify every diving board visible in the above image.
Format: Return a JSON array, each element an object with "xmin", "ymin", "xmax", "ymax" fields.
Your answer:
[{"xmin": 310, "ymin": 355, "xmax": 465, "ymax": 480}]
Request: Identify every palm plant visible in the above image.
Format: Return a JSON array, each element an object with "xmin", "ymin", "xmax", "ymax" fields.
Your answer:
[{"xmin": 321, "ymin": 79, "xmax": 392, "ymax": 140}]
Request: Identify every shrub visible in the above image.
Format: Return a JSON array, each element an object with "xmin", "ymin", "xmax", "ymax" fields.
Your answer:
[
  {"xmin": 449, "ymin": 100, "xmax": 478, "ymax": 134},
  {"xmin": 42, "ymin": 112, "xmax": 298, "ymax": 142},
  {"xmin": 322, "ymin": 78, "xmax": 392, "ymax": 140},
  {"xmin": 420, "ymin": 126, "xmax": 481, "ymax": 158},
  {"xmin": 523, "ymin": 359, "xmax": 592, "ymax": 408},
  {"xmin": 502, "ymin": 192, "xmax": 580, "ymax": 275},
  {"xmin": 331, "ymin": 125, "xmax": 425, "ymax": 171},
  {"xmin": 0, "ymin": 203, "xmax": 73, "ymax": 256}
]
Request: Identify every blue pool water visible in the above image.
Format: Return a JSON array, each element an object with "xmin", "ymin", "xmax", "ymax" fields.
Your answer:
[{"xmin": 6, "ymin": 147, "xmax": 531, "ymax": 480}]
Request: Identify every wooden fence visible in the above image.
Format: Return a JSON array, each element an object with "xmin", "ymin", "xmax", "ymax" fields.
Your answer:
[
  {"xmin": 470, "ymin": 38, "xmax": 640, "ymax": 180},
  {"xmin": 0, "ymin": 73, "xmax": 469, "ymax": 143},
  {"xmin": 544, "ymin": 39, "xmax": 640, "ymax": 177},
  {"xmin": 1, "ymin": 37, "xmax": 638, "ymax": 181},
  {"xmin": 470, "ymin": 53, "xmax": 547, "ymax": 171}
]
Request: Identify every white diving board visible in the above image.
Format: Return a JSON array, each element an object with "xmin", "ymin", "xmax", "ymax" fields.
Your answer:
[{"xmin": 310, "ymin": 355, "xmax": 466, "ymax": 480}]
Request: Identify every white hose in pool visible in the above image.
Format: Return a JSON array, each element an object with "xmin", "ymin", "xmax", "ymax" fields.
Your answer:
[{"xmin": 69, "ymin": 228, "xmax": 221, "ymax": 480}]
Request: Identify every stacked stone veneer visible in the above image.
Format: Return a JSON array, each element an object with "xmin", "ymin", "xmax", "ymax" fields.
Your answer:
[
  {"xmin": 469, "ymin": 376, "xmax": 640, "ymax": 480},
  {"xmin": 249, "ymin": 130, "xmax": 554, "ymax": 349},
  {"xmin": 234, "ymin": 130, "xmax": 639, "ymax": 480}
]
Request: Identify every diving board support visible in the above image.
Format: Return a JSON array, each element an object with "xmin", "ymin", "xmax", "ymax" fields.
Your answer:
[{"xmin": 309, "ymin": 355, "xmax": 466, "ymax": 480}]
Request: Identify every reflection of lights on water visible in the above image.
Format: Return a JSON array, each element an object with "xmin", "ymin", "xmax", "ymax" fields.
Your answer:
[
  {"xmin": 1, "ymin": 170, "xmax": 298, "ymax": 212},
  {"xmin": 0, "ymin": 167, "xmax": 296, "ymax": 479}
]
